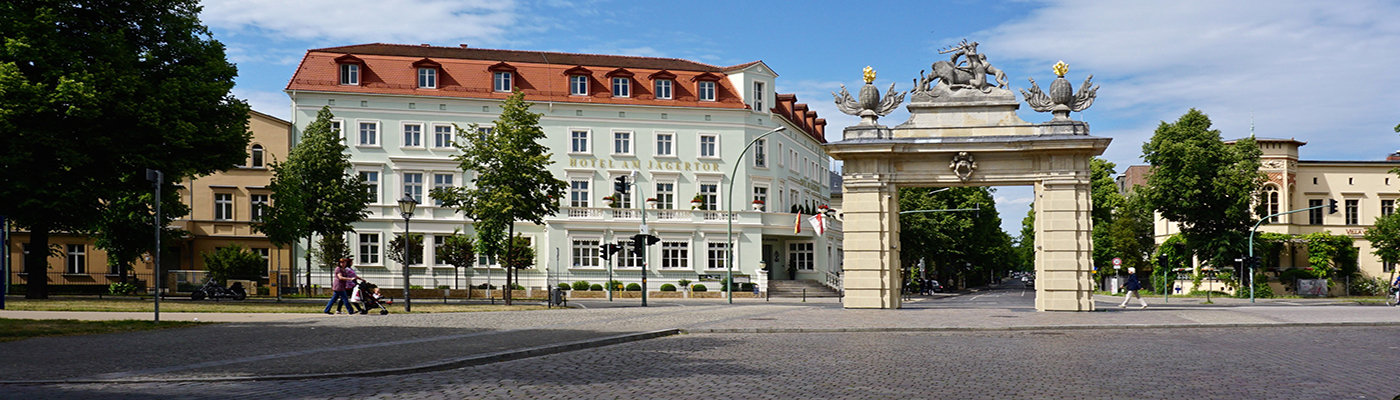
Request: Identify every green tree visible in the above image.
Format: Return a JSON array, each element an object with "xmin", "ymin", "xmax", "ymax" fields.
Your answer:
[
  {"xmin": 258, "ymin": 106, "xmax": 368, "ymax": 292},
  {"xmin": 386, "ymin": 233, "xmax": 424, "ymax": 266},
  {"xmin": 1089, "ymin": 157, "xmax": 1125, "ymax": 280},
  {"xmin": 202, "ymin": 245, "xmax": 265, "ymax": 284},
  {"xmin": 898, "ymin": 187, "xmax": 1010, "ymax": 288},
  {"xmin": 1014, "ymin": 206, "xmax": 1035, "ymax": 272},
  {"xmin": 1106, "ymin": 191, "xmax": 1158, "ymax": 281},
  {"xmin": 1364, "ymin": 212, "xmax": 1400, "ymax": 281},
  {"xmin": 435, "ymin": 230, "xmax": 476, "ymax": 289},
  {"xmin": 0, "ymin": 1, "xmax": 250, "ymax": 298},
  {"xmin": 315, "ymin": 233, "xmax": 351, "ymax": 270},
  {"xmin": 92, "ymin": 174, "xmax": 189, "ymax": 284},
  {"xmin": 432, "ymin": 91, "xmax": 567, "ymax": 305},
  {"xmin": 1141, "ymin": 109, "xmax": 1264, "ymax": 270}
]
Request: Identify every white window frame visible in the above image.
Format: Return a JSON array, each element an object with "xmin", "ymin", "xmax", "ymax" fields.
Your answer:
[
  {"xmin": 358, "ymin": 232, "xmax": 381, "ymax": 265},
  {"xmin": 330, "ymin": 120, "xmax": 344, "ymax": 143},
  {"xmin": 402, "ymin": 122, "xmax": 424, "ymax": 148},
  {"xmin": 655, "ymin": 181, "xmax": 676, "ymax": 210},
  {"xmin": 698, "ymin": 81, "xmax": 716, "ymax": 101},
  {"xmin": 250, "ymin": 193, "xmax": 269, "ymax": 222},
  {"xmin": 654, "ymin": 131, "xmax": 675, "ymax": 157},
  {"xmin": 432, "ymin": 124, "xmax": 455, "ymax": 149},
  {"xmin": 1346, "ymin": 199, "xmax": 1360, "ymax": 225},
  {"xmin": 753, "ymin": 138, "xmax": 766, "ymax": 168},
  {"xmin": 611, "ymin": 77, "xmax": 631, "ymax": 98},
  {"xmin": 698, "ymin": 182, "xmax": 719, "ymax": 211},
  {"xmin": 571, "ymin": 238, "xmax": 602, "ymax": 268},
  {"xmin": 340, "ymin": 63, "xmax": 359, "ymax": 85},
  {"xmin": 66, "ymin": 244, "xmax": 86, "ymax": 274},
  {"xmin": 418, "ymin": 67, "xmax": 437, "ymax": 89},
  {"xmin": 569, "ymin": 129, "xmax": 591, "ymax": 154},
  {"xmin": 432, "ymin": 173, "xmax": 454, "ymax": 206},
  {"xmin": 753, "ymin": 81, "xmax": 764, "ymax": 111},
  {"xmin": 214, "ymin": 192, "xmax": 233, "ymax": 221},
  {"xmin": 698, "ymin": 134, "xmax": 719, "ymax": 159},
  {"xmin": 777, "ymin": 143, "xmax": 784, "ymax": 167},
  {"xmin": 617, "ymin": 245, "xmax": 643, "ymax": 269},
  {"xmin": 403, "ymin": 172, "xmax": 424, "ymax": 203},
  {"xmin": 357, "ymin": 120, "xmax": 380, "ymax": 147},
  {"xmin": 655, "ymin": 79, "xmax": 673, "ymax": 99},
  {"xmin": 570, "ymin": 178, "xmax": 591, "ymax": 208},
  {"xmin": 433, "ymin": 235, "xmax": 448, "ymax": 266},
  {"xmin": 359, "ymin": 170, "xmax": 380, "ymax": 204},
  {"xmin": 705, "ymin": 242, "xmax": 728, "ymax": 270},
  {"xmin": 790, "ymin": 242, "xmax": 814, "ymax": 271},
  {"xmin": 752, "ymin": 185, "xmax": 768, "ymax": 211},
  {"xmin": 612, "ymin": 130, "xmax": 633, "ymax": 156},
  {"xmin": 570, "ymin": 75, "xmax": 589, "ymax": 95},
  {"xmin": 493, "ymin": 71, "xmax": 513, "ymax": 92},
  {"xmin": 661, "ymin": 241, "xmax": 689, "ymax": 269}
]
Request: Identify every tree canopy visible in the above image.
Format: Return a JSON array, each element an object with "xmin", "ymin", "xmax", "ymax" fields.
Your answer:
[
  {"xmin": 898, "ymin": 187, "xmax": 1014, "ymax": 287},
  {"xmin": 0, "ymin": 0, "xmax": 250, "ymax": 298},
  {"xmin": 1364, "ymin": 212, "xmax": 1400, "ymax": 276}
]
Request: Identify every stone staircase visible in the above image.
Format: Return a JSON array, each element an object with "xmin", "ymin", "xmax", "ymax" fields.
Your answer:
[{"xmin": 767, "ymin": 279, "xmax": 842, "ymax": 298}]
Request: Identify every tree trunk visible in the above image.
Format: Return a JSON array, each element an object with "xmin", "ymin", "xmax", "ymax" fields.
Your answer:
[
  {"xmin": 118, "ymin": 260, "xmax": 129, "ymax": 284},
  {"xmin": 24, "ymin": 225, "xmax": 50, "ymax": 299},
  {"xmin": 304, "ymin": 234, "xmax": 313, "ymax": 294},
  {"xmin": 504, "ymin": 223, "xmax": 515, "ymax": 305}
]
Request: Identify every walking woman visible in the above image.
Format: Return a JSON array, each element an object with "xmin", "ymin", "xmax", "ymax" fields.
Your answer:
[
  {"xmin": 1119, "ymin": 267, "xmax": 1148, "ymax": 309},
  {"xmin": 322, "ymin": 258, "xmax": 359, "ymax": 314}
]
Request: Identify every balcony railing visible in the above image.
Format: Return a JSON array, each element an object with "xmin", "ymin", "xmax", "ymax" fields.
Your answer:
[{"xmin": 551, "ymin": 207, "xmax": 843, "ymax": 233}]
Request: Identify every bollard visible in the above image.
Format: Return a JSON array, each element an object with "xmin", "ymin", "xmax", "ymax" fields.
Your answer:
[{"xmin": 802, "ymin": 288, "xmax": 806, "ymax": 303}]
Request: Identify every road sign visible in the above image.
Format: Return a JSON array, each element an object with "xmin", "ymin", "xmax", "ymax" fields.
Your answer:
[{"xmin": 1112, "ymin": 257, "xmax": 1122, "ymax": 266}]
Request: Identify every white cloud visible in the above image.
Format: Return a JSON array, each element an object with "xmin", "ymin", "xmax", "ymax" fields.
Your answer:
[
  {"xmin": 200, "ymin": 0, "xmax": 517, "ymax": 44},
  {"xmin": 234, "ymin": 88, "xmax": 290, "ymax": 120},
  {"xmin": 976, "ymin": 0, "xmax": 1400, "ymax": 167}
]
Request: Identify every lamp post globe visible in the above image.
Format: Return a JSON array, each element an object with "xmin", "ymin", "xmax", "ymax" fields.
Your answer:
[{"xmin": 398, "ymin": 194, "xmax": 418, "ymax": 311}]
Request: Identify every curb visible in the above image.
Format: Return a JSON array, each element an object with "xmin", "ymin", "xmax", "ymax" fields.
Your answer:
[
  {"xmin": 0, "ymin": 329, "xmax": 681, "ymax": 385},
  {"xmin": 682, "ymin": 321, "xmax": 1400, "ymax": 334}
]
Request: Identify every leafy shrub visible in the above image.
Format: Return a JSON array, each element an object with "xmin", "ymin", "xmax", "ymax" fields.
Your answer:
[
  {"xmin": 202, "ymin": 245, "xmax": 265, "ymax": 284},
  {"xmin": 608, "ymin": 280, "xmax": 624, "ymax": 291},
  {"xmin": 572, "ymin": 280, "xmax": 591, "ymax": 291},
  {"xmin": 676, "ymin": 279, "xmax": 692, "ymax": 289},
  {"xmin": 557, "ymin": 283, "xmax": 571, "ymax": 291},
  {"xmin": 107, "ymin": 282, "xmax": 137, "ymax": 295},
  {"xmin": 692, "ymin": 284, "xmax": 708, "ymax": 292},
  {"xmin": 660, "ymin": 284, "xmax": 677, "ymax": 292},
  {"xmin": 740, "ymin": 282, "xmax": 755, "ymax": 292},
  {"xmin": 476, "ymin": 283, "xmax": 497, "ymax": 290},
  {"xmin": 590, "ymin": 284, "xmax": 603, "ymax": 291},
  {"xmin": 625, "ymin": 283, "xmax": 641, "ymax": 291},
  {"xmin": 436, "ymin": 285, "xmax": 451, "ymax": 290},
  {"xmin": 510, "ymin": 283, "xmax": 525, "ymax": 290},
  {"xmin": 1348, "ymin": 276, "xmax": 1390, "ymax": 296}
]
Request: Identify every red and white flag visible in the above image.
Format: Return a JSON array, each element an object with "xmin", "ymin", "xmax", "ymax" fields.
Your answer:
[
  {"xmin": 807, "ymin": 213, "xmax": 826, "ymax": 235},
  {"xmin": 794, "ymin": 212, "xmax": 802, "ymax": 234}
]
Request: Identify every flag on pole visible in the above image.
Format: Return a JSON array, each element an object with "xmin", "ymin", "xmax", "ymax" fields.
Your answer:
[
  {"xmin": 807, "ymin": 213, "xmax": 826, "ymax": 235},
  {"xmin": 794, "ymin": 212, "xmax": 802, "ymax": 234}
]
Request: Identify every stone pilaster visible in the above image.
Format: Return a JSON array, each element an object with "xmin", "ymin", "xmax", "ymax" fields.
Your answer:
[
  {"xmin": 1034, "ymin": 180, "xmax": 1095, "ymax": 311},
  {"xmin": 840, "ymin": 179, "xmax": 901, "ymax": 309}
]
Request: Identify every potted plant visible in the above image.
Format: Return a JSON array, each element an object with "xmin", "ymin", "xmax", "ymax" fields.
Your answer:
[
  {"xmin": 602, "ymin": 193, "xmax": 621, "ymax": 208},
  {"xmin": 690, "ymin": 194, "xmax": 705, "ymax": 210},
  {"xmin": 751, "ymin": 199, "xmax": 765, "ymax": 211},
  {"xmin": 817, "ymin": 204, "xmax": 829, "ymax": 212},
  {"xmin": 645, "ymin": 197, "xmax": 658, "ymax": 209}
]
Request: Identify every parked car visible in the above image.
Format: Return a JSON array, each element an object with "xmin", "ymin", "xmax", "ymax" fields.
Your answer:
[
  {"xmin": 927, "ymin": 280, "xmax": 944, "ymax": 293},
  {"xmin": 1024, "ymin": 277, "xmax": 1035, "ymax": 289}
]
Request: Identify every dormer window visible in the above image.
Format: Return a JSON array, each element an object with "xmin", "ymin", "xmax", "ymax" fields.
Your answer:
[
  {"xmin": 418, "ymin": 68, "xmax": 436, "ymax": 88},
  {"xmin": 649, "ymin": 70, "xmax": 677, "ymax": 100},
  {"xmin": 570, "ymin": 75, "xmax": 588, "ymax": 95},
  {"xmin": 698, "ymin": 81, "xmax": 716, "ymax": 101},
  {"xmin": 340, "ymin": 64, "xmax": 359, "ymax": 85},
  {"xmin": 612, "ymin": 77, "xmax": 630, "ymax": 97},
  {"xmin": 655, "ymin": 79, "xmax": 673, "ymax": 99},
  {"xmin": 493, "ymin": 71, "xmax": 512, "ymax": 92}
]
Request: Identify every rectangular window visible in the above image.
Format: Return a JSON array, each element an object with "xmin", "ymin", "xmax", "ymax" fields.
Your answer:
[
  {"xmin": 752, "ymin": 186, "xmax": 768, "ymax": 211},
  {"xmin": 252, "ymin": 248, "xmax": 270, "ymax": 270},
  {"xmin": 754, "ymin": 138, "xmax": 767, "ymax": 167},
  {"xmin": 699, "ymin": 134, "xmax": 718, "ymax": 158},
  {"xmin": 418, "ymin": 68, "xmax": 436, "ymax": 88},
  {"xmin": 358, "ymin": 233, "xmax": 380, "ymax": 264},
  {"xmin": 340, "ymin": 64, "xmax": 359, "ymax": 85},
  {"xmin": 572, "ymin": 239, "xmax": 601, "ymax": 268},
  {"xmin": 706, "ymin": 242, "xmax": 728, "ymax": 270},
  {"xmin": 1383, "ymin": 200, "xmax": 1395, "ymax": 217},
  {"xmin": 1308, "ymin": 199, "xmax": 1323, "ymax": 225},
  {"xmin": 617, "ymin": 246, "xmax": 642, "ymax": 268},
  {"xmin": 570, "ymin": 130, "xmax": 590, "ymax": 154},
  {"xmin": 403, "ymin": 172, "xmax": 423, "ymax": 203},
  {"xmin": 1346, "ymin": 199, "xmax": 1359, "ymax": 225},
  {"xmin": 661, "ymin": 241, "xmax": 689, "ymax": 269},
  {"xmin": 402, "ymin": 123, "xmax": 422, "ymax": 147},
  {"xmin": 358, "ymin": 122, "xmax": 378, "ymax": 146},
  {"xmin": 655, "ymin": 182, "xmax": 675, "ymax": 210},
  {"xmin": 433, "ymin": 174, "xmax": 453, "ymax": 206},
  {"xmin": 698, "ymin": 81, "xmax": 715, "ymax": 101},
  {"xmin": 360, "ymin": 171, "xmax": 379, "ymax": 203},
  {"xmin": 612, "ymin": 77, "xmax": 630, "ymax": 97},
  {"xmin": 790, "ymin": 242, "xmax": 814, "ymax": 270},
  {"xmin": 477, "ymin": 253, "xmax": 496, "ymax": 267},
  {"xmin": 214, "ymin": 193, "xmax": 233, "ymax": 221},
  {"xmin": 330, "ymin": 120, "xmax": 343, "ymax": 142},
  {"xmin": 433, "ymin": 125, "xmax": 454, "ymax": 148},
  {"xmin": 699, "ymin": 183, "xmax": 718, "ymax": 210},
  {"xmin": 493, "ymin": 71, "xmax": 513, "ymax": 92},
  {"xmin": 613, "ymin": 131, "xmax": 632, "ymax": 155},
  {"xmin": 655, "ymin": 132, "xmax": 674, "ymax": 157},
  {"xmin": 753, "ymin": 81, "xmax": 764, "ymax": 111},
  {"xmin": 570, "ymin": 75, "xmax": 588, "ymax": 95},
  {"xmin": 66, "ymin": 244, "xmax": 86, "ymax": 274},
  {"xmin": 570, "ymin": 179, "xmax": 591, "ymax": 208},
  {"xmin": 655, "ymin": 79, "xmax": 673, "ymax": 99},
  {"xmin": 433, "ymin": 236, "xmax": 446, "ymax": 265},
  {"xmin": 250, "ymin": 194, "xmax": 269, "ymax": 222}
]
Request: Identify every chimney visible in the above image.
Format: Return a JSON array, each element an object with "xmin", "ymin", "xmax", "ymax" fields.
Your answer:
[
  {"xmin": 420, "ymin": 43, "xmax": 431, "ymax": 47},
  {"xmin": 459, "ymin": 44, "xmax": 470, "ymax": 48}
]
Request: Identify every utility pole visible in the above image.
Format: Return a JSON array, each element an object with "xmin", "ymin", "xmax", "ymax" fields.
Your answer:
[{"xmin": 145, "ymin": 169, "xmax": 163, "ymax": 322}]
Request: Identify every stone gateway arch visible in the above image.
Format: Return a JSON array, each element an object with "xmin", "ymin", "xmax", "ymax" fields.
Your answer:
[{"xmin": 827, "ymin": 46, "xmax": 1109, "ymax": 311}]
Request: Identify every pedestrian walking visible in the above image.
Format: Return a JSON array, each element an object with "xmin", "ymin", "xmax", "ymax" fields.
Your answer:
[
  {"xmin": 323, "ymin": 258, "xmax": 360, "ymax": 315},
  {"xmin": 1119, "ymin": 267, "xmax": 1148, "ymax": 309}
]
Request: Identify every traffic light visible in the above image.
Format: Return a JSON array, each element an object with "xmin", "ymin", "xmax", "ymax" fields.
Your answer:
[
  {"xmin": 614, "ymin": 176, "xmax": 629, "ymax": 196},
  {"xmin": 631, "ymin": 234, "xmax": 660, "ymax": 256},
  {"xmin": 599, "ymin": 243, "xmax": 612, "ymax": 261},
  {"xmin": 1156, "ymin": 254, "xmax": 1168, "ymax": 268},
  {"xmin": 1328, "ymin": 199, "xmax": 1338, "ymax": 214}
]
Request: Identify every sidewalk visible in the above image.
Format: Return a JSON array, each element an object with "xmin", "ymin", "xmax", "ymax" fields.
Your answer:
[{"xmin": 1, "ymin": 297, "xmax": 1397, "ymax": 384}]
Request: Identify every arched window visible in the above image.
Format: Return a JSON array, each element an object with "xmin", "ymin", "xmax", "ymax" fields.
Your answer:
[
  {"xmin": 251, "ymin": 144, "xmax": 264, "ymax": 168},
  {"xmin": 1263, "ymin": 185, "xmax": 1279, "ymax": 222}
]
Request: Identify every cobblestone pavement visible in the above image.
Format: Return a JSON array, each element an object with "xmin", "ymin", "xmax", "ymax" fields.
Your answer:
[{"xmin": 8, "ymin": 325, "xmax": 1398, "ymax": 399}]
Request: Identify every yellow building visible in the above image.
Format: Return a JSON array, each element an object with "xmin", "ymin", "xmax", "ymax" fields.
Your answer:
[{"xmin": 4, "ymin": 110, "xmax": 293, "ymax": 293}]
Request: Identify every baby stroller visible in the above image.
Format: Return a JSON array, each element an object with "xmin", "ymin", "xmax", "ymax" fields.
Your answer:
[{"xmin": 351, "ymin": 280, "xmax": 392, "ymax": 315}]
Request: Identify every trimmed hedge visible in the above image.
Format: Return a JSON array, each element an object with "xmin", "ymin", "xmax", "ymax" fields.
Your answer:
[
  {"xmin": 660, "ymin": 283, "xmax": 677, "ymax": 292},
  {"xmin": 557, "ymin": 283, "xmax": 570, "ymax": 290},
  {"xmin": 692, "ymin": 284, "xmax": 708, "ymax": 292},
  {"xmin": 572, "ymin": 280, "xmax": 591, "ymax": 291},
  {"xmin": 625, "ymin": 283, "xmax": 642, "ymax": 291},
  {"xmin": 590, "ymin": 284, "xmax": 604, "ymax": 291}
]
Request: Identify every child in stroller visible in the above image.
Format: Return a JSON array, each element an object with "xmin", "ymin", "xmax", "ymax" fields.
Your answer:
[{"xmin": 350, "ymin": 280, "xmax": 391, "ymax": 315}]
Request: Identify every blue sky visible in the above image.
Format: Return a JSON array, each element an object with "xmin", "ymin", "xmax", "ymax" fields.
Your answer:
[{"xmin": 201, "ymin": 0, "xmax": 1400, "ymax": 236}]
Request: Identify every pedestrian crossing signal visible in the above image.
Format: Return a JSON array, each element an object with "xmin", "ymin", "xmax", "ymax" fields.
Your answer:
[{"xmin": 1327, "ymin": 199, "xmax": 1338, "ymax": 214}]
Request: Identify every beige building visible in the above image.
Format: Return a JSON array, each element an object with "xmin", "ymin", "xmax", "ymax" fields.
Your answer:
[
  {"xmin": 1128, "ymin": 137, "xmax": 1400, "ymax": 283},
  {"xmin": 4, "ymin": 110, "xmax": 293, "ymax": 293}
]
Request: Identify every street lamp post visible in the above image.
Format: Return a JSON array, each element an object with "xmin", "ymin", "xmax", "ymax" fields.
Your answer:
[
  {"xmin": 1248, "ymin": 201, "xmax": 1330, "ymax": 303},
  {"xmin": 727, "ymin": 126, "xmax": 786, "ymax": 304},
  {"xmin": 398, "ymin": 194, "xmax": 419, "ymax": 312}
]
